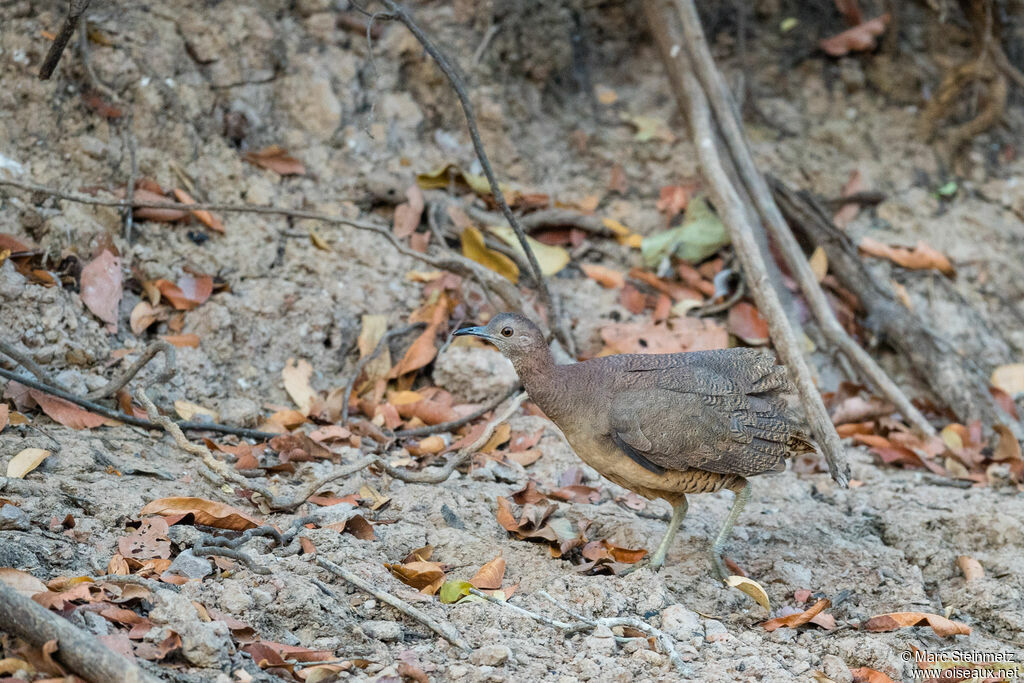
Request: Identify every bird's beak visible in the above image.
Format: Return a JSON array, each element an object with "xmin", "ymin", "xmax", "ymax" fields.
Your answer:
[{"xmin": 453, "ymin": 326, "xmax": 492, "ymax": 341}]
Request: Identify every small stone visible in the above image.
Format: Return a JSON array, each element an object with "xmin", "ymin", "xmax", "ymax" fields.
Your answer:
[
  {"xmin": 148, "ymin": 589, "xmax": 232, "ymax": 668},
  {"xmin": 432, "ymin": 346, "xmax": 518, "ymax": 402},
  {"xmin": 0, "ymin": 504, "xmax": 30, "ymax": 531},
  {"xmin": 584, "ymin": 625, "xmax": 616, "ymax": 653},
  {"xmin": 704, "ymin": 619, "xmax": 730, "ymax": 643},
  {"xmin": 361, "ymin": 620, "xmax": 402, "ymax": 642},
  {"xmin": 166, "ymin": 550, "xmax": 212, "ymax": 580},
  {"xmin": 219, "ymin": 581, "xmax": 254, "ymax": 613},
  {"xmin": 470, "ymin": 644, "xmax": 511, "ymax": 666},
  {"xmin": 448, "ymin": 664, "xmax": 471, "ymax": 679},
  {"xmin": 822, "ymin": 655, "xmax": 853, "ymax": 683},
  {"xmin": 660, "ymin": 604, "xmax": 701, "ymax": 639},
  {"xmin": 632, "ymin": 648, "xmax": 666, "ymax": 666}
]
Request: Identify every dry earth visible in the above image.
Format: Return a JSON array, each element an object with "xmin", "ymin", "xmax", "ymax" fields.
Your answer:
[{"xmin": 1, "ymin": 1, "xmax": 1024, "ymax": 682}]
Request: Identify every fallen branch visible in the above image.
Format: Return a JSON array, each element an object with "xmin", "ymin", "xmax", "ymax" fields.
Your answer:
[
  {"xmin": 771, "ymin": 178, "xmax": 1022, "ymax": 437},
  {"xmin": 642, "ymin": 0, "xmax": 850, "ymax": 485},
  {"xmin": 38, "ymin": 0, "xmax": 92, "ymax": 80},
  {"xmin": 377, "ymin": 0, "xmax": 577, "ymax": 357},
  {"xmin": 0, "ymin": 580, "xmax": 159, "ymax": 683},
  {"xmin": 86, "ymin": 340, "xmax": 175, "ymax": 400},
  {"xmin": 317, "ymin": 557, "xmax": 470, "ymax": 651},
  {"xmin": 667, "ymin": 0, "xmax": 934, "ymax": 438}
]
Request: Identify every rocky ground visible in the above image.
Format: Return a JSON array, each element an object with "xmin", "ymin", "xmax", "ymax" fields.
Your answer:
[{"xmin": 2, "ymin": 1, "xmax": 1024, "ymax": 681}]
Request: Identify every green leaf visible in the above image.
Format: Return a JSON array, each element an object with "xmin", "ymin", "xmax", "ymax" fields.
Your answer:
[
  {"xmin": 641, "ymin": 195, "xmax": 730, "ymax": 268},
  {"xmin": 936, "ymin": 181, "xmax": 958, "ymax": 198},
  {"xmin": 439, "ymin": 580, "xmax": 473, "ymax": 604}
]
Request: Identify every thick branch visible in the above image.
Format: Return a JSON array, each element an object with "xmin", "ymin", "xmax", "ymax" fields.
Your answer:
[
  {"xmin": 642, "ymin": 0, "xmax": 849, "ymax": 485},
  {"xmin": 38, "ymin": 0, "xmax": 92, "ymax": 80}
]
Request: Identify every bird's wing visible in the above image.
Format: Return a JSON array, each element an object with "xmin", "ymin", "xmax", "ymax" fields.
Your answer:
[{"xmin": 608, "ymin": 353, "xmax": 797, "ymax": 476}]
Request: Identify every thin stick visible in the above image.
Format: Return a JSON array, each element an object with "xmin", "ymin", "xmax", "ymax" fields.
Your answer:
[
  {"xmin": 38, "ymin": 0, "xmax": 92, "ymax": 80},
  {"xmin": 276, "ymin": 455, "xmax": 379, "ymax": 511},
  {"xmin": 641, "ymin": 0, "xmax": 850, "ymax": 485},
  {"xmin": 0, "ymin": 581, "xmax": 159, "ymax": 683},
  {"xmin": 377, "ymin": 0, "xmax": 576, "ymax": 358},
  {"xmin": 0, "ymin": 339, "xmax": 64, "ymax": 389},
  {"xmin": 341, "ymin": 322, "xmax": 424, "ymax": 424},
  {"xmin": 669, "ymin": 0, "xmax": 935, "ymax": 438},
  {"xmin": 85, "ymin": 340, "xmax": 175, "ymax": 400},
  {"xmin": 0, "ymin": 366, "xmax": 278, "ymax": 440},
  {"xmin": 316, "ymin": 557, "xmax": 471, "ymax": 651}
]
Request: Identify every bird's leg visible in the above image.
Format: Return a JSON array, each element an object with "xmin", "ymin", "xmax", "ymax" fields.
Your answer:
[
  {"xmin": 711, "ymin": 479, "xmax": 751, "ymax": 581},
  {"xmin": 649, "ymin": 497, "xmax": 688, "ymax": 570}
]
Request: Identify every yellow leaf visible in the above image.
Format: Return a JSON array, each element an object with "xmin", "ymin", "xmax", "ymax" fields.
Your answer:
[
  {"xmin": 940, "ymin": 424, "xmax": 963, "ymax": 451},
  {"xmin": 282, "ymin": 358, "xmax": 317, "ymax": 415},
  {"xmin": 480, "ymin": 422, "xmax": 512, "ymax": 453},
  {"xmin": 460, "ymin": 225, "xmax": 519, "ymax": 283},
  {"xmin": 7, "ymin": 448, "xmax": 50, "ymax": 478},
  {"xmin": 389, "ymin": 390, "xmax": 424, "ymax": 406},
  {"xmin": 809, "ymin": 246, "xmax": 828, "ymax": 282},
  {"xmin": 603, "ymin": 218, "xmax": 642, "ymax": 248},
  {"xmin": 173, "ymin": 400, "xmax": 220, "ymax": 423},
  {"xmin": 724, "ymin": 575, "xmax": 770, "ymax": 611},
  {"xmin": 416, "ymin": 163, "xmax": 517, "ymax": 202},
  {"xmin": 357, "ymin": 315, "xmax": 391, "ymax": 387},
  {"xmin": 486, "ymin": 225, "xmax": 569, "ymax": 276},
  {"xmin": 308, "ymin": 227, "xmax": 331, "ymax": 251}
]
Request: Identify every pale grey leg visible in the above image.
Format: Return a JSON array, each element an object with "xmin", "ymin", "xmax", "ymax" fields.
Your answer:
[
  {"xmin": 650, "ymin": 497, "xmax": 688, "ymax": 570},
  {"xmin": 711, "ymin": 480, "xmax": 751, "ymax": 580}
]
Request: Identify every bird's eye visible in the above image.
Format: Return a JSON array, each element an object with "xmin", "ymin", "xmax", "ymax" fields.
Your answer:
[{"xmin": 500, "ymin": 327, "xmax": 514, "ymax": 337}]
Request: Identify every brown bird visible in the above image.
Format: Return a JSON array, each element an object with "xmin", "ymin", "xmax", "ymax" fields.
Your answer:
[{"xmin": 454, "ymin": 312, "xmax": 815, "ymax": 578}]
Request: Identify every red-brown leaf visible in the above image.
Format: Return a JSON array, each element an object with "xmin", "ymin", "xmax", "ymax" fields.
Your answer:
[
  {"xmin": 727, "ymin": 302, "xmax": 770, "ymax": 345},
  {"xmin": 29, "ymin": 389, "xmax": 107, "ymax": 429},
  {"xmin": 820, "ymin": 14, "xmax": 890, "ymax": 57},
  {"xmin": 80, "ymin": 250, "xmax": 122, "ymax": 332},
  {"xmin": 140, "ymin": 497, "xmax": 263, "ymax": 531}
]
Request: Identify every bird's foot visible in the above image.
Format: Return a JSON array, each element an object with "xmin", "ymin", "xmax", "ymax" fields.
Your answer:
[{"xmin": 618, "ymin": 556, "xmax": 664, "ymax": 576}]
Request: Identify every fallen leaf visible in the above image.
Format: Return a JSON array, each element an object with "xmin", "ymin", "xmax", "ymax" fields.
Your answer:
[
  {"xmin": 130, "ymin": 301, "xmax": 164, "ymax": 335},
  {"xmin": 0, "ymin": 233, "xmax": 33, "ymax": 253},
  {"xmin": 393, "ymin": 185, "xmax": 425, "ymax": 238},
  {"xmin": 117, "ymin": 518, "xmax": 171, "ymax": 560},
  {"xmin": 282, "ymin": 358, "xmax": 317, "ymax": 415},
  {"xmin": 29, "ymin": 390, "xmax": 106, "ymax": 429},
  {"xmin": 0, "ymin": 404, "xmax": 7, "ymax": 433},
  {"xmin": 621, "ymin": 113, "xmax": 677, "ymax": 143},
  {"xmin": 956, "ymin": 555, "xmax": 984, "ymax": 581},
  {"xmin": 6, "ymin": 447, "xmax": 51, "ymax": 478},
  {"xmin": 0, "ymin": 568, "xmax": 49, "ymax": 597},
  {"xmin": 417, "ymin": 163, "xmax": 516, "ymax": 202},
  {"xmin": 80, "ymin": 250, "xmax": 122, "ymax": 332},
  {"xmin": 861, "ymin": 611, "xmax": 970, "ymax": 637},
  {"xmin": 133, "ymin": 187, "xmax": 187, "ymax": 222},
  {"xmin": 727, "ymin": 302, "xmax": 770, "ymax": 345},
  {"xmin": 641, "ymin": 195, "xmax": 730, "ymax": 268},
  {"xmin": 993, "ymin": 424, "xmax": 1022, "ymax": 462},
  {"xmin": 656, "ymin": 185, "xmax": 690, "ymax": 219},
  {"xmin": 549, "ymin": 485, "xmax": 601, "ymax": 504},
  {"xmin": 140, "ymin": 497, "xmax": 262, "ymax": 530},
  {"xmin": 820, "ymin": 14, "xmax": 890, "ymax": 56},
  {"xmin": 470, "ymin": 556, "xmax": 506, "ymax": 590},
  {"xmin": 850, "ymin": 668, "xmax": 898, "ymax": 683},
  {"xmin": 172, "ymin": 188, "xmax": 225, "ymax": 233},
  {"xmin": 858, "ymin": 237, "xmax": 954, "ymax": 275},
  {"xmin": 461, "ymin": 225, "xmax": 519, "ymax": 283},
  {"xmin": 155, "ymin": 275, "xmax": 213, "ymax": 310},
  {"xmin": 809, "ymin": 247, "xmax": 828, "ymax": 281},
  {"xmin": 724, "ymin": 575, "xmax": 770, "ymax": 610},
  {"xmin": 581, "ymin": 263, "xmax": 625, "ymax": 289},
  {"xmin": 389, "ymin": 324, "xmax": 440, "ymax": 378},
  {"xmin": 160, "ymin": 333, "xmax": 200, "ymax": 348},
  {"xmin": 762, "ymin": 598, "xmax": 831, "ymax": 631},
  {"xmin": 992, "ymin": 364, "xmax": 1024, "ymax": 396},
  {"xmin": 173, "ymin": 400, "xmax": 219, "ymax": 423},
  {"xmin": 385, "ymin": 561, "xmax": 445, "ymax": 595},
  {"xmin": 244, "ymin": 145, "xmax": 306, "ymax": 176},
  {"xmin": 439, "ymin": 579, "xmax": 473, "ymax": 604},
  {"xmin": 833, "ymin": 170, "xmax": 865, "ymax": 227},
  {"xmin": 487, "ymin": 224, "xmax": 569, "ymax": 277},
  {"xmin": 357, "ymin": 315, "xmax": 391, "ymax": 388},
  {"xmin": 599, "ymin": 316, "xmax": 728, "ymax": 355}
]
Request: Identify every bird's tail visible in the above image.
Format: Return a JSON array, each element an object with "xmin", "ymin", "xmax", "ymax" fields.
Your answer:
[{"xmin": 786, "ymin": 431, "xmax": 817, "ymax": 456}]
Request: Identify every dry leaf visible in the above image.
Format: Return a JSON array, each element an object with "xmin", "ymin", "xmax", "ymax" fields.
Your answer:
[
  {"xmin": 724, "ymin": 575, "xmax": 771, "ymax": 610},
  {"xmin": 155, "ymin": 275, "xmax": 213, "ymax": 310},
  {"xmin": 993, "ymin": 424, "xmax": 1022, "ymax": 461},
  {"xmin": 173, "ymin": 400, "xmax": 219, "ymax": 423},
  {"xmin": 117, "ymin": 517, "xmax": 171, "ymax": 560},
  {"xmin": 956, "ymin": 556, "xmax": 984, "ymax": 581},
  {"xmin": 385, "ymin": 561, "xmax": 445, "ymax": 595},
  {"xmin": 140, "ymin": 497, "xmax": 262, "ymax": 530},
  {"xmin": 133, "ymin": 188, "xmax": 187, "ymax": 222},
  {"xmin": 130, "ymin": 301, "xmax": 164, "ymax": 335},
  {"xmin": 861, "ymin": 611, "xmax": 970, "ymax": 637},
  {"xmin": 0, "ymin": 567, "xmax": 49, "ymax": 597},
  {"xmin": 833, "ymin": 170, "xmax": 865, "ymax": 227},
  {"xmin": 393, "ymin": 185, "xmax": 425, "ymax": 238},
  {"xmin": 172, "ymin": 188, "xmax": 225, "ymax": 233},
  {"xmin": 580, "ymin": 263, "xmax": 625, "ymax": 289},
  {"xmin": 992, "ymin": 363, "xmax": 1024, "ymax": 396},
  {"xmin": 656, "ymin": 185, "xmax": 690, "ymax": 218},
  {"xmin": 30, "ymin": 390, "xmax": 107, "ymax": 429},
  {"xmin": 7, "ymin": 447, "xmax": 51, "ymax": 478},
  {"xmin": 809, "ymin": 247, "xmax": 828, "ymax": 282},
  {"xmin": 599, "ymin": 317, "xmax": 728, "ymax": 355},
  {"xmin": 762, "ymin": 598, "xmax": 831, "ymax": 631},
  {"xmin": 858, "ymin": 237, "xmax": 954, "ymax": 275},
  {"xmin": 357, "ymin": 315, "xmax": 391, "ymax": 387},
  {"xmin": 0, "ymin": 404, "xmax": 7, "ymax": 433},
  {"xmin": 160, "ymin": 333, "xmax": 200, "ymax": 348},
  {"xmin": 244, "ymin": 145, "xmax": 306, "ymax": 176},
  {"xmin": 80, "ymin": 250, "xmax": 122, "ymax": 333},
  {"xmin": 820, "ymin": 14, "xmax": 890, "ymax": 56},
  {"xmin": 282, "ymin": 358, "xmax": 317, "ymax": 415},
  {"xmin": 850, "ymin": 668, "xmax": 898, "ymax": 683},
  {"xmin": 470, "ymin": 556, "xmax": 506, "ymax": 590},
  {"xmin": 461, "ymin": 225, "xmax": 519, "ymax": 283},
  {"xmin": 727, "ymin": 302, "xmax": 770, "ymax": 345}
]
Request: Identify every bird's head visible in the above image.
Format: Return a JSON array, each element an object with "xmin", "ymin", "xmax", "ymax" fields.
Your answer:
[{"xmin": 453, "ymin": 312, "xmax": 547, "ymax": 362}]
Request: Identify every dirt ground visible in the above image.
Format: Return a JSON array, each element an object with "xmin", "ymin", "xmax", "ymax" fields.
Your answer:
[{"xmin": 2, "ymin": 1, "xmax": 1024, "ymax": 681}]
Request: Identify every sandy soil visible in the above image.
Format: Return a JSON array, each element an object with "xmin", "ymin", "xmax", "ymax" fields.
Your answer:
[{"xmin": 1, "ymin": 1, "xmax": 1023, "ymax": 681}]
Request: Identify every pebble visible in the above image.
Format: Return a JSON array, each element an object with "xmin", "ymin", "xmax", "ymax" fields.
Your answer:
[
  {"xmin": 0, "ymin": 504, "xmax": 30, "ymax": 531},
  {"xmin": 660, "ymin": 604, "xmax": 702, "ymax": 639},
  {"xmin": 822, "ymin": 655, "xmax": 853, "ymax": 683},
  {"xmin": 470, "ymin": 644, "xmax": 511, "ymax": 666},
  {"xmin": 361, "ymin": 620, "xmax": 403, "ymax": 642}
]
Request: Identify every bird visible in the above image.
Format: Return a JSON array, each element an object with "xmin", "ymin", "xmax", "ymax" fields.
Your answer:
[{"xmin": 454, "ymin": 312, "xmax": 815, "ymax": 579}]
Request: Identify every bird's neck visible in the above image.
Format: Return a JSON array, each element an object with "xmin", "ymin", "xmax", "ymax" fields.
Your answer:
[{"xmin": 510, "ymin": 345, "xmax": 566, "ymax": 422}]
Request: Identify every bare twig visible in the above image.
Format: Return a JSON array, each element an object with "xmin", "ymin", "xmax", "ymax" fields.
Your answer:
[
  {"xmin": 77, "ymin": 17, "xmax": 118, "ymax": 102},
  {"xmin": 276, "ymin": 455, "xmax": 379, "ymax": 512},
  {"xmin": 341, "ymin": 323, "xmax": 424, "ymax": 424},
  {"xmin": 38, "ymin": 0, "xmax": 92, "ymax": 80},
  {"xmin": 642, "ymin": 0, "xmax": 850, "ymax": 485},
  {"xmin": 377, "ymin": 0, "xmax": 576, "ymax": 358},
  {"xmin": 0, "ymin": 366, "xmax": 278, "ymax": 440},
  {"xmin": 192, "ymin": 543, "xmax": 271, "ymax": 574},
  {"xmin": 85, "ymin": 340, "xmax": 175, "ymax": 400},
  {"xmin": 0, "ymin": 339, "xmax": 65, "ymax": 389},
  {"xmin": 0, "ymin": 581, "xmax": 159, "ymax": 683},
  {"xmin": 317, "ymin": 557, "xmax": 471, "ymax": 651},
  {"xmin": 391, "ymin": 384, "xmax": 520, "ymax": 438}
]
